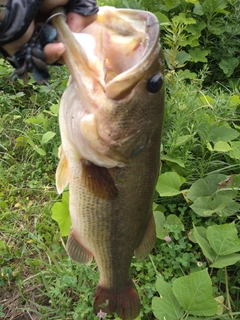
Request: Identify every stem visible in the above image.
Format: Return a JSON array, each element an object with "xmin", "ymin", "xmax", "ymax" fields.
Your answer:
[
  {"xmin": 149, "ymin": 254, "xmax": 161, "ymax": 277},
  {"xmin": 225, "ymin": 267, "xmax": 233, "ymax": 319}
]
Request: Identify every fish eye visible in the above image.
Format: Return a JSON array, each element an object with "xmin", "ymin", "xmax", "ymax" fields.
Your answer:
[{"xmin": 147, "ymin": 74, "xmax": 163, "ymax": 94}]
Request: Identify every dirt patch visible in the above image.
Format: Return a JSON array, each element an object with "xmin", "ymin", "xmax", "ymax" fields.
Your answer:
[{"xmin": 1, "ymin": 285, "xmax": 43, "ymax": 320}]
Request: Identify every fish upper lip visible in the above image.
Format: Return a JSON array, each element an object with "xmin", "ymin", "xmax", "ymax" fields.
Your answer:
[
  {"xmin": 52, "ymin": 6, "xmax": 160, "ymax": 100},
  {"xmin": 72, "ymin": 13, "xmax": 160, "ymax": 99}
]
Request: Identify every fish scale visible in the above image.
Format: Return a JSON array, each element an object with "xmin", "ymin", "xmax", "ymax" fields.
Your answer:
[{"xmin": 52, "ymin": 6, "xmax": 164, "ymax": 320}]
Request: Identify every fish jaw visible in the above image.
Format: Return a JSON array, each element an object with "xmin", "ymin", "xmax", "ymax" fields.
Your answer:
[{"xmin": 52, "ymin": 6, "xmax": 163, "ymax": 168}]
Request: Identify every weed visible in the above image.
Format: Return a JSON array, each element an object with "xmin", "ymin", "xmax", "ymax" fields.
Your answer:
[{"xmin": 1, "ymin": 1, "xmax": 240, "ymax": 319}]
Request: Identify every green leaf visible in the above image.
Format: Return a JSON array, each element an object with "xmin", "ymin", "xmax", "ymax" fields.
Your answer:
[
  {"xmin": 215, "ymin": 296, "xmax": 224, "ymax": 315},
  {"xmin": 165, "ymin": 214, "xmax": 184, "ymax": 231},
  {"xmin": 172, "ymin": 269, "xmax": 218, "ymax": 316},
  {"xmin": 50, "ymin": 103, "xmax": 59, "ymax": 116},
  {"xmin": 207, "ymin": 142, "xmax": 213, "ymax": 151},
  {"xmin": 51, "ymin": 192, "xmax": 71, "ymax": 236},
  {"xmin": 188, "ymin": 173, "xmax": 229, "ymax": 203},
  {"xmin": 185, "ymin": 0, "xmax": 199, "ymax": 4},
  {"xmin": 207, "ymin": 223, "xmax": 240, "ymax": 255},
  {"xmin": 229, "ymin": 95, "xmax": 240, "ymax": 109},
  {"xmin": 199, "ymin": 94, "xmax": 214, "ymax": 106},
  {"xmin": 190, "ymin": 196, "xmax": 215, "ymax": 217},
  {"xmin": 163, "ymin": 0, "xmax": 181, "ymax": 10},
  {"xmin": 35, "ymin": 147, "xmax": 46, "ymax": 156},
  {"xmin": 41, "ymin": 131, "xmax": 56, "ymax": 144},
  {"xmin": 0, "ymin": 240, "xmax": 6, "ymax": 249},
  {"xmin": 180, "ymin": 35, "xmax": 199, "ymax": 47},
  {"xmin": 229, "ymin": 141, "xmax": 240, "ymax": 160},
  {"xmin": 186, "ymin": 21, "xmax": 206, "ymax": 39},
  {"xmin": 176, "ymin": 51, "xmax": 191, "ymax": 66},
  {"xmin": 152, "ymin": 278, "xmax": 184, "ymax": 320},
  {"xmin": 187, "ymin": 179, "xmax": 210, "ymax": 202},
  {"xmin": 190, "ymin": 194, "xmax": 239, "ymax": 217},
  {"xmin": 156, "ymin": 172, "xmax": 186, "ymax": 196},
  {"xmin": 178, "ymin": 69, "xmax": 197, "ymax": 80},
  {"xmin": 173, "ymin": 13, "xmax": 196, "ymax": 25},
  {"xmin": 161, "ymin": 155, "xmax": 185, "ymax": 168},
  {"xmin": 193, "ymin": 3, "xmax": 204, "ymax": 15},
  {"xmin": 153, "ymin": 211, "xmax": 168, "ymax": 239},
  {"xmin": 213, "ymin": 141, "xmax": 232, "ymax": 152},
  {"xmin": 208, "ymin": 125, "xmax": 239, "ymax": 144},
  {"xmin": 189, "ymin": 226, "xmax": 206, "ymax": 243},
  {"xmin": 189, "ymin": 48, "xmax": 209, "ymax": 62},
  {"xmin": 175, "ymin": 134, "xmax": 193, "ymax": 146},
  {"xmin": 212, "ymin": 195, "xmax": 240, "ymax": 217},
  {"xmin": 210, "ymin": 254, "xmax": 240, "ymax": 268},
  {"xmin": 219, "ymin": 57, "xmax": 239, "ymax": 77},
  {"xmin": 193, "ymin": 226, "xmax": 217, "ymax": 262},
  {"xmin": 204, "ymin": 174, "xmax": 227, "ymax": 195},
  {"xmin": 154, "ymin": 12, "xmax": 170, "ymax": 30}
]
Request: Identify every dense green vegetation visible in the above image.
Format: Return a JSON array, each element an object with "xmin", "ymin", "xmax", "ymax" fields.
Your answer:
[{"xmin": 1, "ymin": 0, "xmax": 240, "ymax": 319}]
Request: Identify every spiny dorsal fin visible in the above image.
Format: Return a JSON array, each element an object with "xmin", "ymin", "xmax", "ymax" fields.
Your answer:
[{"xmin": 81, "ymin": 160, "xmax": 118, "ymax": 200}]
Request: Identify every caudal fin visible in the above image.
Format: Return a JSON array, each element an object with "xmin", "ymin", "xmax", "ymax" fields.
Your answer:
[{"xmin": 94, "ymin": 280, "xmax": 140, "ymax": 320}]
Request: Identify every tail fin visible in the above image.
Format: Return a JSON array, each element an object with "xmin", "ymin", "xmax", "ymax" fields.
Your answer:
[{"xmin": 94, "ymin": 279, "xmax": 140, "ymax": 320}]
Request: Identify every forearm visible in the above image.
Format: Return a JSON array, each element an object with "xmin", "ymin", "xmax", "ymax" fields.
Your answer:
[{"xmin": 0, "ymin": 0, "xmax": 44, "ymax": 46}]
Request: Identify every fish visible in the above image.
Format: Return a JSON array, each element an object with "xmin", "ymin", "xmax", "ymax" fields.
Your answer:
[{"xmin": 52, "ymin": 6, "xmax": 164, "ymax": 320}]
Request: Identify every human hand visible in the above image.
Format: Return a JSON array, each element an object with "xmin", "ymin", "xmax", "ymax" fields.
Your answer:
[
  {"xmin": 2, "ymin": 0, "xmax": 98, "ymax": 64},
  {"xmin": 44, "ymin": 12, "xmax": 97, "ymax": 64}
]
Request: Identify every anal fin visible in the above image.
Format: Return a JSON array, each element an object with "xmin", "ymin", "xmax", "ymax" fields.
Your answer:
[
  {"xmin": 66, "ymin": 231, "xmax": 93, "ymax": 264},
  {"xmin": 81, "ymin": 160, "xmax": 118, "ymax": 199},
  {"xmin": 134, "ymin": 214, "xmax": 156, "ymax": 261}
]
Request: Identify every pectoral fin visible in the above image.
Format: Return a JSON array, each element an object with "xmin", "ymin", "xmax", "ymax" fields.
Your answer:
[
  {"xmin": 56, "ymin": 145, "xmax": 70, "ymax": 194},
  {"xmin": 81, "ymin": 159, "xmax": 118, "ymax": 199},
  {"xmin": 134, "ymin": 214, "xmax": 156, "ymax": 260},
  {"xmin": 66, "ymin": 231, "xmax": 93, "ymax": 264}
]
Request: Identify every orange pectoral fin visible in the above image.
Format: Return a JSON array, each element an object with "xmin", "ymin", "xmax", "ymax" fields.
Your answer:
[{"xmin": 81, "ymin": 160, "xmax": 118, "ymax": 199}]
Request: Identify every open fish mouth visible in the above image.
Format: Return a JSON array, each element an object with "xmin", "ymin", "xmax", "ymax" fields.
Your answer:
[{"xmin": 52, "ymin": 6, "xmax": 160, "ymax": 100}]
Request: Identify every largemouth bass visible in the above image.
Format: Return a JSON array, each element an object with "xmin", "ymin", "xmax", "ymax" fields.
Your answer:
[{"xmin": 52, "ymin": 6, "xmax": 164, "ymax": 320}]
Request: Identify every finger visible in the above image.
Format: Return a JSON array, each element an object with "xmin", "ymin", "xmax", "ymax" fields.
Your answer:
[
  {"xmin": 66, "ymin": 12, "xmax": 98, "ymax": 32},
  {"xmin": 44, "ymin": 42, "xmax": 65, "ymax": 64}
]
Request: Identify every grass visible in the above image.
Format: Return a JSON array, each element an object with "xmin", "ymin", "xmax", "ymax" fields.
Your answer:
[
  {"xmin": 1, "ymin": 61, "xmax": 240, "ymax": 319},
  {"xmin": 1, "ymin": 2, "xmax": 240, "ymax": 318},
  {"xmin": 0, "ymin": 63, "xmax": 162, "ymax": 319}
]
